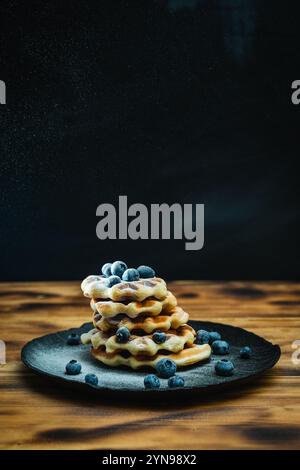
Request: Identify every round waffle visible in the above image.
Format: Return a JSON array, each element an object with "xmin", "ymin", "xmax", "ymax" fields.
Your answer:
[
  {"xmin": 93, "ymin": 306, "xmax": 189, "ymax": 333},
  {"xmin": 90, "ymin": 291, "xmax": 177, "ymax": 319},
  {"xmin": 91, "ymin": 343, "xmax": 211, "ymax": 370},
  {"xmin": 81, "ymin": 275, "xmax": 167, "ymax": 301},
  {"xmin": 82, "ymin": 325, "xmax": 195, "ymax": 356}
]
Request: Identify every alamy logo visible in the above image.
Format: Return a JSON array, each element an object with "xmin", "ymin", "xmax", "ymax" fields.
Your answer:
[
  {"xmin": 291, "ymin": 340, "xmax": 300, "ymax": 365},
  {"xmin": 291, "ymin": 80, "xmax": 300, "ymax": 105},
  {"xmin": 0, "ymin": 80, "xmax": 6, "ymax": 104},
  {"xmin": 0, "ymin": 340, "xmax": 6, "ymax": 365},
  {"xmin": 96, "ymin": 196, "xmax": 204, "ymax": 251}
]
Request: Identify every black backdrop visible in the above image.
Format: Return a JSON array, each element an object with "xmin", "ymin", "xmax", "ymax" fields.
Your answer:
[{"xmin": 0, "ymin": 0, "xmax": 299, "ymax": 281}]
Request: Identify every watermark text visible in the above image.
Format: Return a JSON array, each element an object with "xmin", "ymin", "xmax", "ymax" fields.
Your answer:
[
  {"xmin": 0, "ymin": 340, "xmax": 6, "ymax": 365},
  {"xmin": 291, "ymin": 340, "xmax": 300, "ymax": 365},
  {"xmin": 0, "ymin": 80, "xmax": 6, "ymax": 104},
  {"xmin": 96, "ymin": 196, "xmax": 204, "ymax": 251}
]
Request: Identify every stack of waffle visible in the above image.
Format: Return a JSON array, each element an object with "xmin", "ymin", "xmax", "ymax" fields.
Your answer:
[{"xmin": 81, "ymin": 274, "xmax": 211, "ymax": 370}]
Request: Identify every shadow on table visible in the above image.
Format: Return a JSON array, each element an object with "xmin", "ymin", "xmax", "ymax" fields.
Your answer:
[{"xmin": 19, "ymin": 363, "xmax": 277, "ymax": 411}]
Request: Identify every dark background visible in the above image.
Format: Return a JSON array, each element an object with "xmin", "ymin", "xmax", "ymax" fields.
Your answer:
[{"xmin": 0, "ymin": 0, "xmax": 299, "ymax": 281}]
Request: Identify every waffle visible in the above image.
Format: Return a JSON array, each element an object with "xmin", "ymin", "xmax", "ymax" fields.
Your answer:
[
  {"xmin": 90, "ymin": 291, "xmax": 177, "ymax": 319},
  {"xmin": 91, "ymin": 343, "xmax": 211, "ymax": 370},
  {"xmin": 80, "ymin": 265, "xmax": 212, "ymax": 372},
  {"xmin": 81, "ymin": 275, "xmax": 167, "ymax": 301},
  {"xmin": 93, "ymin": 306, "xmax": 189, "ymax": 333},
  {"xmin": 82, "ymin": 324, "xmax": 195, "ymax": 356},
  {"xmin": 81, "ymin": 328, "xmax": 99, "ymax": 345}
]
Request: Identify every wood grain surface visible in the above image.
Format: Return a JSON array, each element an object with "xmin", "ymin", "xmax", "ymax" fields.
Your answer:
[{"xmin": 0, "ymin": 280, "xmax": 300, "ymax": 450}]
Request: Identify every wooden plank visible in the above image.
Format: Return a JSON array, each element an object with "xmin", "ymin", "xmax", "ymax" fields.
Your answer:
[{"xmin": 0, "ymin": 281, "xmax": 300, "ymax": 449}]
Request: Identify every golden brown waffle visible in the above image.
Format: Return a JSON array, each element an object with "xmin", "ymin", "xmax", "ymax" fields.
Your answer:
[
  {"xmin": 91, "ymin": 343, "xmax": 211, "ymax": 369},
  {"xmin": 90, "ymin": 291, "xmax": 177, "ymax": 319},
  {"xmin": 82, "ymin": 324, "xmax": 195, "ymax": 356},
  {"xmin": 93, "ymin": 306, "xmax": 189, "ymax": 333},
  {"xmin": 81, "ymin": 275, "xmax": 167, "ymax": 301},
  {"xmin": 81, "ymin": 328, "xmax": 98, "ymax": 345}
]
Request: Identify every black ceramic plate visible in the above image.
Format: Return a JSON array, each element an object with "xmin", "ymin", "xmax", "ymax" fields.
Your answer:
[{"xmin": 21, "ymin": 321, "xmax": 280, "ymax": 394}]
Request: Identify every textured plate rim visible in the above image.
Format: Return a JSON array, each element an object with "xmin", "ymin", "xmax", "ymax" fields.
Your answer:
[{"xmin": 21, "ymin": 321, "xmax": 281, "ymax": 395}]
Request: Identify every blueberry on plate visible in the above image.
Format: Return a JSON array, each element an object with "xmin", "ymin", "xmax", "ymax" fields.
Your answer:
[
  {"xmin": 65, "ymin": 360, "xmax": 82, "ymax": 375},
  {"xmin": 101, "ymin": 262, "xmax": 112, "ymax": 277},
  {"xmin": 85, "ymin": 373, "xmax": 98, "ymax": 386},
  {"xmin": 155, "ymin": 358, "xmax": 177, "ymax": 378},
  {"xmin": 122, "ymin": 268, "xmax": 140, "ymax": 282},
  {"xmin": 240, "ymin": 346, "xmax": 252, "ymax": 359},
  {"xmin": 106, "ymin": 275, "xmax": 122, "ymax": 287},
  {"xmin": 66, "ymin": 332, "xmax": 80, "ymax": 345},
  {"xmin": 144, "ymin": 374, "xmax": 160, "ymax": 389},
  {"xmin": 212, "ymin": 340, "xmax": 229, "ymax": 355},
  {"xmin": 137, "ymin": 265, "xmax": 156, "ymax": 278},
  {"xmin": 152, "ymin": 331, "xmax": 166, "ymax": 344},
  {"xmin": 195, "ymin": 329, "xmax": 210, "ymax": 345},
  {"xmin": 116, "ymin": 327, "xmax": 130, "ymax": 343},
  {"xmin": 111, "ymin": 260, "xmax": 127, "ymax": 277},
  {"xmin": 168, "ymin": 375, "xmax": 185, "ymax": 388},
  {"xmin": 215, "ymin": 359, "xmax": 234, "ymax": 376},
  {"xmin": 209, "ymin": 331, "xmax": 221, "ymax": 344}
]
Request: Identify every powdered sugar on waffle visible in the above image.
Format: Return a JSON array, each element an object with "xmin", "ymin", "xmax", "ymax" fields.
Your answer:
[{"xmin": 81, "ymin": 275, "xmax": 167, "ymax": 301}]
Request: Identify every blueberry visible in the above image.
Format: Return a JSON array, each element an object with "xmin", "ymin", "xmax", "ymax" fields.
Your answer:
[
  {"xmin": 168, "ymin": 375, "xmax": 185, "ymax": 388},
  {"xmin": 144, "ymin": 374, "xmax": 160, "ymax": 389},
  {"xmin": 122, "ymin": 268, "xmax": 140, "ymax": 282},
  {"xmin": 101, "ymin": 262, "xmax": 112, "ymax": 277},
  {"xmin": 212, "ymin": 340, "xmax": 229, "ymax": 355},
  {"xmin": 209, "ymin": 331, "xmax": 221, "ymax": 344},
  {"xmin": 137, "ymin": 265, "xmax": 156, "ymax": 278},
  {"xmin": 215, "ymin": 359, "xmax": 234, "ymax": 376},
  {"xmin": 195, "ymin": 329, "xmax": 210, "ymax": 345},
  {"xmin": 65, "ymin": 360, "xmax": 81, "ymax": 375},
  {"xmin": 152, "ymin": 332, "xmax": 166, "ymax": 344},
  {"xmin": 85, "ymin": 373, "xmax": 98, "ymax": 386},
  {"xmin": 111, "ymin": 260, "xmax": 127, "ymax": 277},
  {"xmin": 106, "ymin": 275, "xmax": 122, "ymax": 287},
  {"xmin": 66, "ymin": 332, "xmax": 80, "ymax": 345},
  {"xmin": 240, "ymin": 346, "xmax": 252, "ymax": 359},
  {"xmin": 116, "ymin": 327, "xmax": 130, "ymax": 343},
  {"xmin": 155, "ymin": 358, "xmax": 177, "ymax": 378}
]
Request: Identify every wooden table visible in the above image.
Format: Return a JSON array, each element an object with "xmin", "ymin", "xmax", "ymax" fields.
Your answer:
[{"xmin": 1, "ymin": 281, "xmax": 300, "ymax": 450}]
